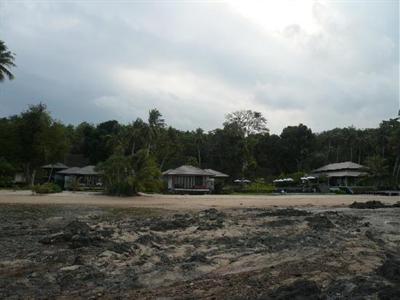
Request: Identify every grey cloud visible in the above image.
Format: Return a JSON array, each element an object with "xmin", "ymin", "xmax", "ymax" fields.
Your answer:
[{"xmin": 0, "ymin": 1, "xmax": 398, "ymax": 133}]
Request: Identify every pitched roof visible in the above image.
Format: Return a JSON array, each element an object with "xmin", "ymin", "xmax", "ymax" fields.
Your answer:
[
  {"xmin": 41, "ymin": 162, "xmax": 68, "ymax": 169},
  {"xmin": 204, "ymin": 169, "xmax": 229, "ymax": 178},
  {"xmin": 312, "ymin": 161, "xmax": 366, "ymax": 173},
  {"xmin": 76, "ymin": 165, "xmax": 99, "ymax": 175},
  {"xmin": 56, "ymin": 165, "xmax": 100, "ymax": 176},
  {"xmin": 56, "ymin": 167, "xmax": 82, "ymax": 175},
  {"xmin": 162, "ymin": 165, "xmax": 214, "ymax": 176},
  {"xmin": 321, "ymin": 171, "xmax": 368, "ymax": 178}
]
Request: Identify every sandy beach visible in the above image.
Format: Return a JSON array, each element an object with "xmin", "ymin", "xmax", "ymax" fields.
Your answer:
[{"xmin": 0, "ymin": 190, "xmax": 398, "ymax": 210}]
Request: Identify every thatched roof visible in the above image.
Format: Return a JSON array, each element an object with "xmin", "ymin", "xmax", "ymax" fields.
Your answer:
[
  {"xmin": 312, "ymin": 161, "xmax": 366, "ymax": 173},
  {"xmin": 162, "ymin": 165, "xmax": 214, "ymax": 176},
  {"xmin": 41, "ymin": 162, "xmax": 68, "ymax": 169},
  {"xmin": 204, "ymin": 169, "xmax": 229, "ymax": 178}
]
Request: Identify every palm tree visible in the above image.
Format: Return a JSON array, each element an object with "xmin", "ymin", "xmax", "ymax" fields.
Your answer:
[{"xmin": 0, "ymin": 40, "xmax": 16, "ymax": 81}]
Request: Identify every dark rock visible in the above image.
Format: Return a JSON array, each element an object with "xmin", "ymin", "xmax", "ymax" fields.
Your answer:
[
  {"xmin": 266, "ymin": 279, "xmax": 323, "ymax": 300},
  {"xmin": 378, "ymin": 285, "xmax": 400, "ymax": 300},
  {"xmin": 136, "ymin": 233, "xmax": 162, "ymax": 245},
  {"xmin": 188, "ymin": 253, "xmax": 208, "ymax": 263},
  {"xmin": 64, "ymin": 220, "xmax": 91, "ymax": 236},
  {"xmin": 325, "ymin": 276, "xmax": 388, "ymax": 299},
  {"xmin": 197, "ymin": 220, "xmax": 224, "ymax": 231},
  {"xmin": 39, "ymin": 220, "xmax": 97, "ymax": 247},
  {"xmin": 305, "ymin": 215, "xmax": 334, "ymax": 230},
  {"xmin": 199, "ymin": 208, "xmax": 225, "ymax": 221},
  {"xmin": 105, "ymin": 241, "xmax": 133, "ymax": 254},
  {"xmin": 70, "ymin": 233, "xmax": 99, "ymax": 249},
  {"xmin": 39, "ymin": 232, "xmax": 69, "ymax": 245},
  {"xmin": 349, "ymin": 201, "xmax": 387, "ymax": 209},
  {"xmin": 181, "ymin": 262, "xmax": 196, "ymax": 271},
  {"xmin": 392, "ymin": 201, "xmax": 400, "ymax": 208},
  {"xmin": 266, "ymin": 219, "xmax": 298, "ymax": 227},
  {"xmin": 56, "ymin": 265, "xmax": 104, "ymax": 289},
  {"xmin": 149, "ymin": 214, "xmax": 193, "ymax": 231},
  {"xmin": 150, "ymin": 210, "xmax": 225, "ymax": 232},
  {"xmin": 365, "ymin": 231, "xmax": 385, "ymax": 246},
  {"xmin": 158, "ymin": 253, "xmax": 171, "ymax": 264},
  {"xmin": 258, "ymin": 208, "xmax": 312, "ymax": 217},
  {"xmin": 378, "ymin": 254, "xmax": 400, "ymax": 283}
]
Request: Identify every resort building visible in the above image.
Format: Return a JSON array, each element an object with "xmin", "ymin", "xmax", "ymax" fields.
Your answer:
[
  {"xmin": 56, "ymin": 165, "xmax": 102, "ymax": 189},
  {"xmin": 41, "ymin": 162, "xmax": 68, "ymax": 182},
  {"xmin": 163, "ymin": 165, "xmax": 229, "ymax": 193},
  {"xmin": 310, "ymin": 161, "xmax": 368, "ymax": 186}
]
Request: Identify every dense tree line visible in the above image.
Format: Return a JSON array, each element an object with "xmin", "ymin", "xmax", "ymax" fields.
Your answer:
[{"xmin": 0, "ymin": 104, "xmax": 399, "ymax": 189}]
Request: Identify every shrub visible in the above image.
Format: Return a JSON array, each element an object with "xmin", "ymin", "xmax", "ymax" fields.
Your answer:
[
  {"xmin": 242, "ymin": 181, "xmax": 276, "ymax": 193},
  {"xmin": 0, "ymin": 176, "xmax": 13, "ymax": 188},
  {"xmin": 0, "ymin": 158, "xmax": 15, "ymax": 188},
  {"xmin": 33, "ymin": 182, "xmax": 62, "ymax": 194}
]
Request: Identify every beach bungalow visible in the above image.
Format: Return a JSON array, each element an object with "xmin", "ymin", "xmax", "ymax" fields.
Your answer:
[
  {"xmin": 163, "ymin": 165, "xmax": 229, "ymax": 193},
  {"xmin": 41, "ymin": 162, "xmax": 68, "ymax": 182},
  {"xmin": 56, "ymin": 165, "xmax": 102, "ymax": 189},
  {"xmin": 310, "ymin": 161, "xmax": 368, "ymax": 187}
]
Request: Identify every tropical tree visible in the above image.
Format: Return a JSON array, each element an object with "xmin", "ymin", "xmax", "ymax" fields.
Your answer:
[
  {"xmin": 280, "ymin": 124, "xmax": 315, "ymax": 172},
  {"xmin": 224, "ymin": 110, "xmax": 268, "ymax": 136},
  {"xmin": 14, "ymin": 103, "xmax": 69, "ymax": 185},
  {"xmin": 148, "ymin": 108, "xmax": 165, "ymax": 153},
  {"xmin": 96, "ymin": 149, "xmax": 162, "ymax": 196},
  {"xmin": 0, "ymin": 40, "xmax": 16, "ymax": 81}
]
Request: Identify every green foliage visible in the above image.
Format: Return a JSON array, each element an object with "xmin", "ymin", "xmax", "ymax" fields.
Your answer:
[
  {"xmin": 0, "ymin": 40, "xmax": 16, "ymax": 81},
  {"xmin": 185, "ymin": 156, "xmax": 199, "ymax": 167},
  {"xmin": 241, "ymin": 179, "xmax": 275, "ymax": 193},
  {"xmin": 1, "ymin": 103, "xmax": 399, "ymax": 191},
  {"xmin": 0, "ymin": 158, "xmax": 15, "ymax": 187},
  {"xmin": 0, "ymin": 103, "xmax": 70, "ymax": 185},
  {"xmin": 365, "ymin": 155, "xmax": 388, "ymax": 178},
  {"xmin": 33, "ymin": 182, "xmax": 62, "ymax": 194},
  {"xmin": 97, "ymin": 149, "xmax": 162, "ymax": 196},
  {"xmin": 0, "ymin": 176, "xmax": 13, "ymax": 188}
]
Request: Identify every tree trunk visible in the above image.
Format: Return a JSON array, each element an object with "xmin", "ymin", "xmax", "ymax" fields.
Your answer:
[
  {"xmin": 31, "ymin": 169, "xmax": 36, "ymax": 187},
  {"xmin": 197, "ymin": 147, "xmax": 202, "ymax": 168},
  {"xmin": 350, "ymin": 147, "xmax": 353, "ymax": 161},
  {"xmin": 392, "ymin": 156, "xmax": 399, "ymax": 178},
  {"xmin": 336, "ymin": 146, "xmax": 339, "ymax": 162},
  {"xmin": 395, "ymin": 156, "xmax": 400, "ymax": 184},
  {"xmin": 24, "ymin": 163, "xmax": 31, "ymax": 186},
  {"xmin": 160, "ymin": 155, "xmax": 167, "ymax": 171},
  {"xmin": 47, "ymin": 167, "xmax": 53, "ymax": 183},
  {"xmin": 131, "ymin": 141, "xmax": 136, "ymax": 155},
  {"xmin": 327, "ymin": 140, "xmax": 331, "ymax": 163}
]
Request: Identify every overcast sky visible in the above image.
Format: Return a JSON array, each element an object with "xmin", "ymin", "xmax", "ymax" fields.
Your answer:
[{"xmin": 0, "ymin": 0, "xmax": 398, "ymax": 134}]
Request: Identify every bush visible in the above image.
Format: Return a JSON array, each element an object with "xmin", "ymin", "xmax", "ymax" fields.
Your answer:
[
  {"xmin": 33, "ymin": 182, "xmax": 62, "ymax": 194},
  {"xmin": 221, "ymin": 185, "xmax": 236, "ymax": 194},
  {"xmin": 0, "ymin": 158, "xmax": 15, "ymax": 188},
  {"xmin": 242, "ymin": 181, "xmax": 276, "ymax": 193},
  {"xmin": 0, "ymin": 176, "xmax": 13, "ymax": 188}
]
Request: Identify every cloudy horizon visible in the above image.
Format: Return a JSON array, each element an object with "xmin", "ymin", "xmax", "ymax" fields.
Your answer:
[{"xmin": 0, "ymin": 0, "xmax": 398, "ymax": 134}]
